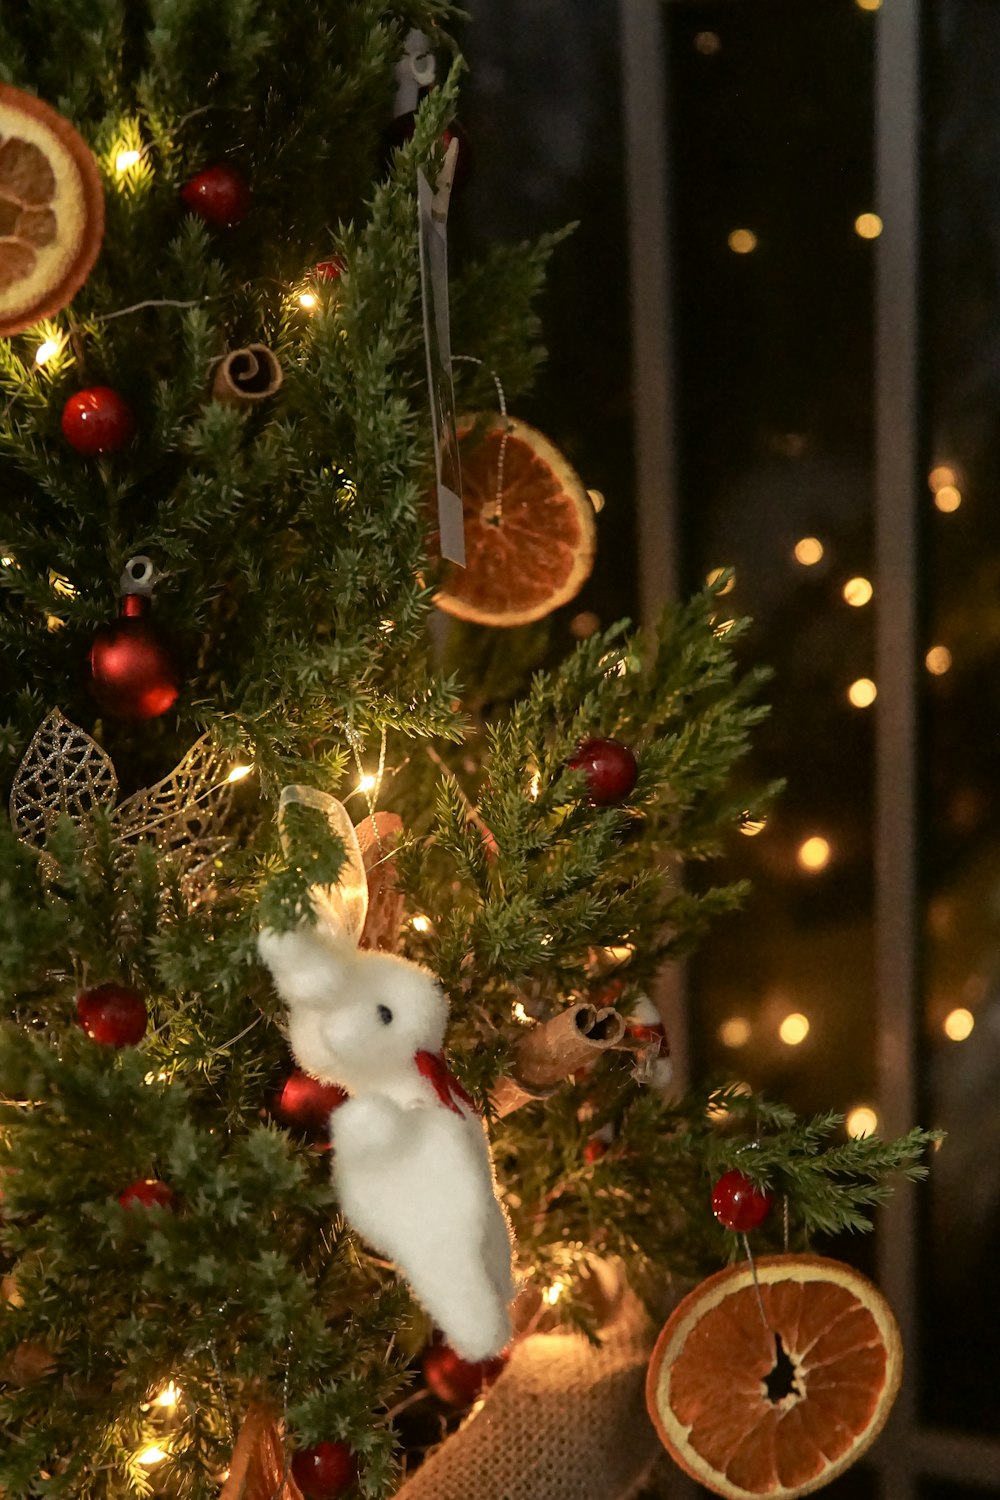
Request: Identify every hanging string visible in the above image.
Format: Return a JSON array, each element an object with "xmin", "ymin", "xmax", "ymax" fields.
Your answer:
[
  {"xmin": 95, "ymin": 298, "xmax": 204, "ymax": 323},
  {"xmin": 741, "ymin": 1234, "xmax": 773, "ymax": 1339},
  {"xmin": 453, "ymin": 355, "xmax": 509, "ymax": 521},
  {"xmin": 268, "ymin": 1335, "xmax": 296, "ymax": 1500},
  {"xmin": 783, "ymin": 1194, "xmax": 790, "ymax": 1254},
  {"xmin": 207, "ymin": 1336, "xmax": 235, "ymax": 1447}
]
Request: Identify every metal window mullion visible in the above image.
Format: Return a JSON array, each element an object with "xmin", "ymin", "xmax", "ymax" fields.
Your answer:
[{"xmin": 874, "ymin": 4, "xmax": 921, "ymax": 1497}]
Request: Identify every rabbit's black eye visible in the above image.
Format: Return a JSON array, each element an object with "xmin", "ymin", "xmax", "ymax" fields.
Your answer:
[{"xmin": 377, "ymin": 1004, "xmax": 393, "ymax": 1025}]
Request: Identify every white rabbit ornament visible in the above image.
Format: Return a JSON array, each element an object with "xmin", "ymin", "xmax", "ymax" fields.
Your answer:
[{"xmin": 258, "ymin": 789, "xmax": 515, "ymax": 1361}]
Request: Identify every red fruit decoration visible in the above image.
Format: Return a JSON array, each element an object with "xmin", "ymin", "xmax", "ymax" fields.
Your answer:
[
  {"xmin": 61, "ymin": 387, "xmax": 135, "ymax": 455},
  {"xmin": 421, "ymin": 1335, "xmax": 508, "ymax": 1408},
  {"xmin": 76, "ymin": 983, "xmax": 148, "ymax": 1047},
  {"xmin": 89, "ymin": 555, "xmax": 178, "ymax": 720},
  {"xmin": 568, "ymin": 737, "xmax": 638, "ymax": 805},
  {"xmin": 290, "ymin": 1441, "xmax": 359, "ymax": 1500},
  {"xmin": 180, "ymin": 165, "xmax": 249, "ymax": 227},
  {"xmin": 274, "ymin": 1070, "xmax": 348, "ymax": 1139},
  {"xmin": 118, "ymin": 1178, "xmax": 175, "ymax": 1210},
  {"xmin": 711, "ymin": 1169, "xmax": 773, "ymax": 1233}
]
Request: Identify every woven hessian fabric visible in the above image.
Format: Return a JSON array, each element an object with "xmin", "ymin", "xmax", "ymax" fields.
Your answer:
[{"xmin": 394, "ymin": 1285, "xmax": 661, "ymax": 1500}]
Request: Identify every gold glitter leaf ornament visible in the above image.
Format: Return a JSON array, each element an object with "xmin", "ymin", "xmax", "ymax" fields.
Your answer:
[{"xmin": 9, "ymin": 709, "xmax": 239, "ymax": 904}]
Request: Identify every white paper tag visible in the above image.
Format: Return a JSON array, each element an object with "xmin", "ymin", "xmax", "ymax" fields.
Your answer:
[{"xmin": 418, "ymin": 156, "xmax": 465, "ymax": 566}]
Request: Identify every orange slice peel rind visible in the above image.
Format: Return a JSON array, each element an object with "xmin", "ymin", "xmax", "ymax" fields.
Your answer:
[
  {"xmin": 432, "ymin": 414, "xmax": 597, "ymax": 627},
  {"xmin": 645, "ymin": 1254, "xmax": 903, "ymax": 1500},
  {"xmin": 0, "ymin": 83, "xmax": 105, "ymax": 337}
]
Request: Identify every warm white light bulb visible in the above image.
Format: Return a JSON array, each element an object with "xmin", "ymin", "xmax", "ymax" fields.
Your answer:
[
  {"xmin": 156, "ymin": 1381, "xmax": 181, "ymax": 1407},
  {"xmin": 356, "ymin": 773, "xmax": 377, "ymax": 795},
  {"xmin": 298, "ymin": 291, "xmax": 318, "ymax": 309},
  {"xmin": 115, "ymin": 149, "xmax": 141, "ymax": 172},
  {"xmin": 138, "ymin": 1445, "xmax": 168, "ymax": 1465},
  {"xmin": 227, "ymin": 764, "xmax": 253, "ymax": 783},
  {"xmin": 410, "ymin": 914, "xmax": 431, "ymax": 933},
  {"xmin": 34, "ymin": 338, "xmax": 60, "ymax": 366},
  {"xmin": 543, "ymin": 1280, "xmax": 566, "ymax": 1306}
]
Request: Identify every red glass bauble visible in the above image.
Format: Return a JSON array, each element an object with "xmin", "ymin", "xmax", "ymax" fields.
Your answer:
[
  {"xmin": 76, "ymin": 983, "xmax": 148, "ymax": 1047},
  {"xmin": 312, "ymin": 257, "xmax": 345, "ymax": 283},
  {"xmin": 274, "ymin": 1070, "xmax": 348, "ymax": 1139},
  {"xmin": 118, "ymin": 1178, "xmax": 175, "ymax": 1210},
  {"xmin": 180, "ymin": 165, "xmax": 249, "ymax": 227},
  {"xmin": 290, "ymin": 1441, "xmax": 359, "ymax": 1500},
  {"xmin": 583, "ymin": 1136, "xmax": 608, "ymax": 1164},
  {"xmin": 61, "ymin": 387, "xmax": 135, "ymax": 455},
  {"xmin": 89, "ymin": 593, "xmax": 179, "ymax": 720},
  {"xmin": 568, "ymin": 737, "xmax": 638, "ymax": 805},
  {"xmin": 711, "ymin": 1169, "xmax": 773, "ymax": 1233},
  {"xmin": 421, "ymin": 1336, "xmax": 507, "ymax": 1408}
]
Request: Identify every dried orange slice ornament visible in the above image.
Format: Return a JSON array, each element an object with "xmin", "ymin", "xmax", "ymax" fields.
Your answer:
[
  {"xmin": 433, "ymin": 415, "xmax": 597, "ymax": 627},
  {"xmin": 646, "ymin": 1254, "xmax": 902, "ymax": 1499},
  {"xmin": 0, "ymin": 84, "xmax": 104, "ymax": 336}
]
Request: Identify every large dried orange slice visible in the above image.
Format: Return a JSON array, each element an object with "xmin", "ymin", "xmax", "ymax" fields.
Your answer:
[
  {"xmin": 433, "ymin": 415, "xmax": 597, "ymax": 626},
  {"xmin": 646, "ymin": 1254, "xmax": 902, "ymax": 1499},
  {"xmin": 0, "ymin": 84, "xmax": 104, "ymax": 336}
]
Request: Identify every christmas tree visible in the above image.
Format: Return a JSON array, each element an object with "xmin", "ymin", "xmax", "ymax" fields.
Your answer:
[{"xmin": 0, "ymin": 6, "xmax": 936, "ymax": 1499}]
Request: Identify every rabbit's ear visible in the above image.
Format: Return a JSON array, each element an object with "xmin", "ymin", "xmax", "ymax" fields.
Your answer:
[{"xmin": 258, "ymin": 923, "xmax": 356, "ymax": 1011}]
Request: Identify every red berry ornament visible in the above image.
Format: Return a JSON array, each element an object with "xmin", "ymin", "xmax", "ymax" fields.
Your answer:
[
  {"xmin": 583, "ymin": 1136, "xmax": 608, "ymax": 1164},
  {"xmin": 89, "ymin": 592, "xmax": 178, "ymax": 719},
  {"xmin": 274, "ymin": 1070, "xmax": 348, "ymax": 1138},
  {"xmin": 76, "ymin": 983, "xmax": 148, "ymax": 1047},
  {"xmin": 180, "ymin": 165, "xmax": 249, "ymax": 227},
  {"xmin": 312, "ymin": 257, "xmax": 345, "ymax": 283},
  {"xmin": 711, "ymin": 1169, "xmax": 773, "ymax": 1232},
  {"xmin": 422, "ymin": 1336, "xmax": 507, "ymax": 1408},
  {"xmin": 291, "ymin": 1441, "xmax": 358, "ymax": 1500},
  {"xmin": 569, "ymin": 737, "xmax": 638, "ymax": 805},
  {"xmin": 61, "ymin": 387, "xmax": 135, "ymax": 455},
  {"xmin": 119, "ymin": 1178, "xmax": 175, "ymax": 1210}
]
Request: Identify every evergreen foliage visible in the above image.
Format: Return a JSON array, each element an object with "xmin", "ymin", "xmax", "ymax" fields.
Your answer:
[{"xmin": 0, "ymin": 4, "xmax": 936, "ymax": 1497}]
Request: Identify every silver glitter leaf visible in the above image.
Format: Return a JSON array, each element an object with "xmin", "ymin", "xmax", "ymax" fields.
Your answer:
[{"xmin": 9, "ymin": 709, "xmax": 119, "ymax": 848}]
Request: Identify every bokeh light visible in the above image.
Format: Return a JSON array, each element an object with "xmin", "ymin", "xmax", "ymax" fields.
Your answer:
[
  {"xmin": 848, "ymin": 678, "xmax": 877, "ymax": 708},
  {"xmin": 943, "ymin": 1008, "xmax": 975, "ymax": 1042},
  {"xmin": 843, "ymin": 576, "xmax": 874, "ymax": 607},
  {"xmin": 797, "ymin": 836, "xmax": 831, "ymax": 872},
  {"xmin": 846, "ymin": 1106, "xmax": 879, "ymax": 1139},
  {"xmin": 718, "ymin": 1017, "xmax": 751, "ymax": 1048},
  {"xmin": 779, "ymin": 1012, "xmax": 811, "ymax": 1046}
]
